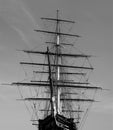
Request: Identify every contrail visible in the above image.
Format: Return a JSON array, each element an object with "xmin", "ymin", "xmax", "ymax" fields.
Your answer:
[
  {"xmin": 0, "ymin": 0, "xmax": 37, "ymax": 26},
  {"xmin": 21, "ymin": 5, "xmax": 37, "ymax": 26},
  {"xmin": 19, "ymin": 0, "xmax": 37, "ymax": 26},
  {"xmin": 12, "ymin": 26, "xmax": 31, "ymax": 48}
]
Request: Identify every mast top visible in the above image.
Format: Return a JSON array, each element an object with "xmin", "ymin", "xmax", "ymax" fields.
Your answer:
[{"xmin": 41, "ymin": 10, "xmax": 75, "ymax": 24}]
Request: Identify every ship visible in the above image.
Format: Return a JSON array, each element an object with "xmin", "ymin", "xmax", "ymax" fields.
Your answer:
[{"xmin": 11, "ymin": 10, "xmax": 102, "ymax": 130}]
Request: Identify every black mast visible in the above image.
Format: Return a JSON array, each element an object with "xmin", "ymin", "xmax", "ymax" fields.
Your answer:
[{"xmin": 47, "ymin": 47, "xmax": 54, "ymax": 116}]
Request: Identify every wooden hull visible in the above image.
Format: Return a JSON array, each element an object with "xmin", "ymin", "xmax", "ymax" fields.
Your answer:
[{"xmin": 39, "ymin": 114, "xmax": 77, "ymax": 130}]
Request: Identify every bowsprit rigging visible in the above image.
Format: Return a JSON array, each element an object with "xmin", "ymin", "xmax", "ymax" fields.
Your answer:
[{"xmin": 11, "ymin": 10, "xmax": 102, "ymax": 130}]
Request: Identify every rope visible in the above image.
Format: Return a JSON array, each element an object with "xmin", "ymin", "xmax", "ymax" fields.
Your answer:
[
  {"xmin": 17, "ymin": 86, "xmax": 31, "ymax": 115},
  {"xmin": 79, "ymin": 89, "xmax": 97, "ymax": 130}
]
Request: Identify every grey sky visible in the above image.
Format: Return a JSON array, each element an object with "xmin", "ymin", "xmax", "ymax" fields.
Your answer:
[{"xmin": 0, "ymin": 0, "xmax": 112, "ymax": 130}]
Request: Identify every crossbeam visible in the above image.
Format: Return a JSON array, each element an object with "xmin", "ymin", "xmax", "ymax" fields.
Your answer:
[
  {"xmin": 21, "ymin": 97, "xmax": 96, "ymax": 102},
  {"xmin": 34, "ymin": 30, "xmax": 81, "ymax": 38},
  {"xmin": 33, "ymin": 71, "xmax": 86, "ymax": 76},
  {"xmin": 41, "ymin": 17, "xmax": 75, "ymax": 23},
  {"xmin": 12, "ymin": 82, "xmax": 102, "ymax": 90},
  {"xmin": 20, "ymin": 62, "xmax": 94, "ymax": 70},
  {"xmin": 22, "ymin": 50, "xmax": 91, "ymax": 58}
]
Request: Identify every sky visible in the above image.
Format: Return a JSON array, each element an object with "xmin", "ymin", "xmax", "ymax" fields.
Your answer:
[{"xmin": 0, "ymin": 0, "xmax": 112, "ymax": 130}]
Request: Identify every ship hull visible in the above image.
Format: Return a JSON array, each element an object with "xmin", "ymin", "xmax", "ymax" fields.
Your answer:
[{"xmin": 39, "ymin": 114, "xmax": 77, "ymax": 130}]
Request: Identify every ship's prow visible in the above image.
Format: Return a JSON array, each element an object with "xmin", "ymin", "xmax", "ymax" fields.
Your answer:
[{"xmin": 39, "ymin": 114, "xmax": 77, "ymax": 130}]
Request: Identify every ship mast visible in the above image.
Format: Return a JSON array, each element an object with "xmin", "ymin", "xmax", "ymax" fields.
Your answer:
[
  {"xmin": 11, "ymin": 10, "xmax": 102, "ymax": 129},
  {"xmin": 55, "ymin": 10, "xmax": 61, "ymax": 114},
  {"xmin": 46, "ymin": 47, "xmax": 54, "ymax": 116}
]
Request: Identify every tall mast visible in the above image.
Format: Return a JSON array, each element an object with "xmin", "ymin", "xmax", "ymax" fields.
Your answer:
[
  {"xmin": 47, "ymin": 47, "xmax": 54, "ymax": 116},
  {"xmin": 10, "ymin": 10, "xmax": 102, "ymax": 130},
  {"xmin": 56, "ymin": 10, "xmax": 61, "ymax": 114}
]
